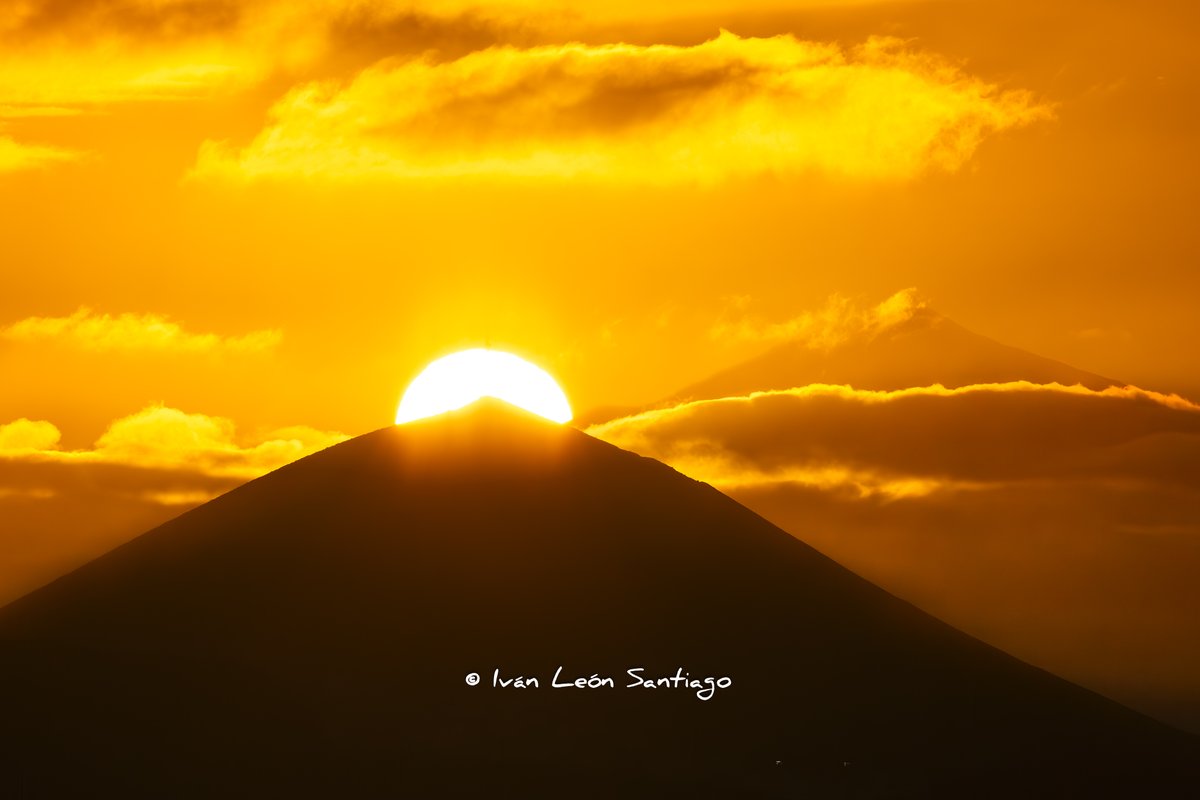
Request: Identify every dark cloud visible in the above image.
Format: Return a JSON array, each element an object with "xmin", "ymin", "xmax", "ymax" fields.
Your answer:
[
  {"xmin": 590, "ymin": 383, "xmax": 1200, "ymax": 490},
  {"xmin": 0, "ymin": 458, "xmax": 242, "ymax": 500}
]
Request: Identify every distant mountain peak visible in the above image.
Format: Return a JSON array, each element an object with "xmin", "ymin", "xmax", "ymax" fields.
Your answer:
[
  {"xmin": 578, "ymin": 306, "xmax": 1120, "ymax": 427},
  {"xmin": 675, "ymin": 306, "xmax": 1119, "ymax": 407}
]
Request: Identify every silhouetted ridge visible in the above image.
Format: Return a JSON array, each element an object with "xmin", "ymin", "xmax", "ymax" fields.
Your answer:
[{"xmin": 1, "ymin": 399, "xmax": 1194, "ymax": 798}]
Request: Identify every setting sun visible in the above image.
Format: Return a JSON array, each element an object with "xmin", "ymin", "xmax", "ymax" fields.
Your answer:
[{"xmin": 395, "ymin": 349, "xmax": 572, "ymax": 424}]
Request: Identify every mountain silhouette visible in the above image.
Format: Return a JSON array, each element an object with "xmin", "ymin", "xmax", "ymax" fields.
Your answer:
[
  {"xmin": 1, "ymin": 400, "xmax": 1194, "ymax": 798},
  {"xmin": 578, "ymin": 307, "xmax": 1119, "ymax": 425}
]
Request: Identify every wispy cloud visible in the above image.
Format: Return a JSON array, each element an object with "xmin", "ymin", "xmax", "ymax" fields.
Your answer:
[
  {"xmin": 0, "ymin": 0, "xmax": 521, "ymax": 112},
  {"xmin": 2, "ymin": 308, "xmax": 281, "ymax": 354},
  {"xmin": 0, "ymin": 133, "xmax": 81, "ymax": 173},
  {"xmin": 712, "ymin": 288, "xmax": 929, "ymax": 348},
  {"xmin": 194, "ymin": 32, "xmax": 1050, "ymax": 183}
]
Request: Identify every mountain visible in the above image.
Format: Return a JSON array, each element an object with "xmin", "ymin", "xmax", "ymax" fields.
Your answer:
[
  {"xmin": 1, "ymin": 401, "xmax": 1194, "ymax": 798},
  {"xmin": 578, "ymin": 307, "xmax": 1119, "ymax": 425},
  {"xmin": 680, "ymin": 307, "xmax": 1118, "ymax": 398}
]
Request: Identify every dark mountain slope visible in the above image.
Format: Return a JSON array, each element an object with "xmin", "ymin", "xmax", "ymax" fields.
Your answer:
[{"xmin": 0, "ymin": 401, "xmax": 1192, "ymax": 798}]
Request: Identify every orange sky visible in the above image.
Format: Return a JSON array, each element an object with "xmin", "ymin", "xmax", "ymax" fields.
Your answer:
[{"xmin": 1, "ymin": 0, "xmax": 1198, "ymax": 731}]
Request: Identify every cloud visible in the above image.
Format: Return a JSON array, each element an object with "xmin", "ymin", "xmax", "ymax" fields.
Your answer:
[
  {"xmin": 712, "ymin": 287, "xmax": 928, "ymax": 348},
  {"xmin": 0, "ymin": 105, "xmax": 84, "ymax": 118},
  {"xmin": 2, "ymin": 308, "xmax": 281, "ymax": 353},
  {"xmin": 0, "ymin": 405, "xmax": 349, "ymax": 494},
  {"xmin": 0, "ymin": 31, "xmax": 248, "ymax": 111},
  {"xmin": 0, "ymin": 1, "xmax": 1035, "ymax": 121},
  {"xmin": 0, "ymin": 418, "xmax": 62, "ymax": 452},
  {"xmin": 1, "ymin": 0, "xmax": 242, "ymax": 40},
  {"xmin": 0, "ymin": 0, "xmax": 898, "ymax": 45},
  {"xmin": 0, "ymin": 1, "xmax": 540, "ymax": 180},
  {"xmin": 193, "ymin": 31, "xmax": 1050, "ymax": 183},
  {"xmin": 90, "ymin": 406, "xmax": 349, "ymax": 477},
  {"xmin": 0, "ymin": 0, "xmax": 505, "ymax": 43},
  {"xmin": 0, "ymin": 133, "xmax": 81, "ymax": 173},
  {"xmin": 0, "ymin": 1, "xmax": 524, "ymax": 112},
  {"xmin": 586, "ymin": 381, "xmax": 1200, "ymax": 496},
  {"xmin": 0, "ymin": 3, "xmax": 1047, "ymax": 183}
]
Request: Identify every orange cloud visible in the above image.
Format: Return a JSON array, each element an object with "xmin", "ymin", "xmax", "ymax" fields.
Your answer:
[
  {"xmin": 2, "ymin": 308, "xmax": 281, "ymax": 353},
  {"xmin": 0, "ymin": 1, "xmax": 523, "ymax": 112},
  {"xmin": 0, "ymin": 0, "xmax": 902, "ymax": 46},
  {"xmin": 0, "ymin": 405, "xmax": 349, "ymax": 486},
  {"xmin": 0, "ymin": 132, "xmax": 80, "ymax": 172},
  {"xmin": 712, "ymin": 288, "xmax": 928, "ymax": 348},
  {"xmin": 0, "ymin": 4, "xmax": 1048, "ymax": 183},
  {"xmin": 0, "ymin": 1, "xmax": 536, "ymax": 175},
  {"xmin": 0, "ymin": 13, "xmax": 249, "ymax": 114},
  {"xmin": 0, "ymin": 418, "xmax": 61, "ymax": 451},
  {"xmin": 91, "ymin": 406, "xmax": 349, "ymax": 477},
  {"xmin": 587, "ymin": 381, "xmax": 1200, "ymax": 495},
  {"xmin": 194, "ymin": 31, "xmax": 1050, "ymax": 182}
]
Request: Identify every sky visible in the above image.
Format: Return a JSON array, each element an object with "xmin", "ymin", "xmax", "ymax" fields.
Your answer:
[{"xmin": 1, "ymin": 0, "xmax": 1198, "ymax": 730}]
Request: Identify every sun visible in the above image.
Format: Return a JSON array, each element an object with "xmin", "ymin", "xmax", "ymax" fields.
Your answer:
[{"xmin": 396, "ymin": 349, "xmax": 572, "ymax": 424}]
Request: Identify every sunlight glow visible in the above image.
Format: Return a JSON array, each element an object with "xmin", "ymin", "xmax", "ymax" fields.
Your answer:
[{"xmin": 396, "ymin": 349, "xmax": 572, "ymax": 424}]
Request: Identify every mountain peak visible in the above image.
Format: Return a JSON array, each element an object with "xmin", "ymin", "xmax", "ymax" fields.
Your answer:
[
  {"xmin": 671, "ymin": 307, "xmax": 1119, "ymax": 407},
  {"xmin": 1, "ymin": 409, "xmax": 1194, "ymax": 797},
  {"xmin": 577, "ymin": 308, "xmax": 1118, "ymax": 426},
  {"xmin": 404, "ymin": 394, "xmax": 557, "ymax": 426}
]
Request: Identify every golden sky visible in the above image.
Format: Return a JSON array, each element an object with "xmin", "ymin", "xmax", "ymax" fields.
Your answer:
[{"xmin": 1, "ymin": 0, "xmax": 1198, "ymax": 730}]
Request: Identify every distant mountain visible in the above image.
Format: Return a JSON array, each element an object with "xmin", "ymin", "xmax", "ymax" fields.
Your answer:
[
  {"xmin": 684, "ymin": 307, "xmax": 1116, "ymax": 395},
  {"xmin": 1, "ymin": 401, "xmax": 1193, "ymax": 798},
  {"xmin": 579, "ymin": 308, "xmax": 1119, "ymax": 425}
]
